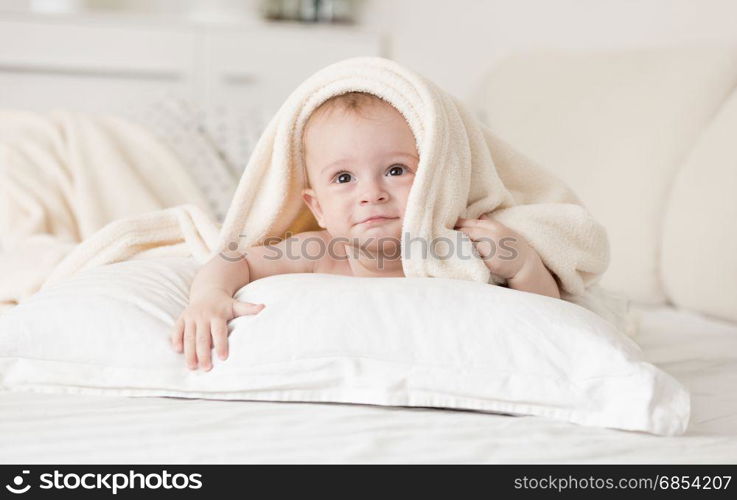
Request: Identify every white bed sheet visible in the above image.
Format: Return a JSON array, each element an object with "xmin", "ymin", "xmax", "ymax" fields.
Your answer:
[{"xmin": 1, "ymin": 303, "xmax": 736, "ymax": 464}]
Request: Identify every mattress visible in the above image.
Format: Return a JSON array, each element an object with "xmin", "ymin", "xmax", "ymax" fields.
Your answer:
[{"xmin": 1, "ymin": 303, "xmax": 736, "ymax": 464}]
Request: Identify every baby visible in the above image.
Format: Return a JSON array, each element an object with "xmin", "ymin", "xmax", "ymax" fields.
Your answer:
[{"xmin": 170, "ymin": 92, "xmax": 561, "ymax": 371}]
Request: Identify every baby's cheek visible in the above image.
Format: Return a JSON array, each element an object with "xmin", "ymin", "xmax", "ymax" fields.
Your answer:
[
  {"xmin": 397, "ymin": 189, "xmax": 413, "ymax": 214},
  {"xmin": 324, "ymin": 213, "xmax": 353, "ymax": 238}
]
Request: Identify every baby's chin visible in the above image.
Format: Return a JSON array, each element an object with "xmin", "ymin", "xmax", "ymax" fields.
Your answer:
[{"xmin": 332, "ymin": 224, "xmax": 403, "ymax": 250}]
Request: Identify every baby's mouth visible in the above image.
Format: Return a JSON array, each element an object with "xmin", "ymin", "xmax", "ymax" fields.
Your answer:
[{"xmin": 357, "ymin": 216, "xmax": 399, "ymax": 225}]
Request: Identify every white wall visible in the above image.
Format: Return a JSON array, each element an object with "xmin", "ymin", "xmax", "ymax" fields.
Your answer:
[{"xmin": 358, "ymin": 0, "xmax": 737, "ymax": 105}]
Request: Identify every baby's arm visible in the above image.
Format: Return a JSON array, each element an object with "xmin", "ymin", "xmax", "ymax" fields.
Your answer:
[
  {"xmin": 241, "ymin": 231, "xmax": 319, "ymax": 281},
  {"xmin": 170, "ymin": 252, "xmax": 263, "ymax": 371},
  {"xmin": 170, "ymin": 231, "xmax": 320, "ymax": 370}
]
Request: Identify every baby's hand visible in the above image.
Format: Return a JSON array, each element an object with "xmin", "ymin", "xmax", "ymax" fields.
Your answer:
[
  {"xmin": 170, "ymin": 288, "xmax": 265, "ymax": 371},
  {"xmin": 454, "ymin": 213, "xmax": 537, "ymax": 280}
]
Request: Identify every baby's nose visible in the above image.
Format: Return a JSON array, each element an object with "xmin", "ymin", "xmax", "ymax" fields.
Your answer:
[
  {"xmin": 361, "ymin": 193, "xmax": 387, "ymax": 204},
  {"xmin": 360, "ymin": 185, "xmax": 389, "ymax": 204}
]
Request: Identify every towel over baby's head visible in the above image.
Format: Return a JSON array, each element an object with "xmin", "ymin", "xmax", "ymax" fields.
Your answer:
[{"xmin": 215, "ymin": 56, "xmax": 610, "ymax": 297}]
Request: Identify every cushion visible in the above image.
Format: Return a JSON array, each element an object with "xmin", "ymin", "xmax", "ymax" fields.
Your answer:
[
  {"xmin": 474, "ymin": 48, "xmax": 737, "ymax": 304},
  {"xmin": 122, "ymin": 96, "xmax": 270, "ymax": 223},
  {"xmin": 661, "ymin": 87, "xmax": 737, "ymax": 323},
  {"xmin": 0, "ymin": 257, "xmax": 689, "ymax": 436}
]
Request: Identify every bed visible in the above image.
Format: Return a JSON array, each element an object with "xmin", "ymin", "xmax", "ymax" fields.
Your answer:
[
  {"xmin": 2, "ymin": 15, "xmax": 737, "ymax": 464},
  {"xmin": 1, "ymin": 303, "xmax": 735, "ymax": 464}
]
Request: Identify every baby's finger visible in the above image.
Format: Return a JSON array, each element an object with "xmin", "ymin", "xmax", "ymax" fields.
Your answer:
[
  {"xmin": 456, "ymin": 215, "xmax": 501, "ymax": 230},
  {"xmin": 170, "ymin": 317, "xmax": 184, "ymax": 353},
  {"xmin": 211, "ymin": 317, "xmax": 229, "ymax": 361},
  {"xmin": 456, "ymin": 217, "xmax": 487, "ymax": 229},
  {"xmin": 457, "ymin": 227, "xmax": 496, "ymax": 257},
  {"xmin": 195, "ymin": 320, "xmax": 212, "ymax": 371},
  {"xmin": 456, "ymin": 225, "xmax": 485, "ymax": 241},
  {"xmin": 455, "ymin": 217, "xmax": 484, "ymax": 229},
  {"xmin": 232, "ymin": 301, "xmax": 265, "ymax": 318},
  {"xmin": 457, "ymin": 219, "xmax": 505, "ymax": 239},
  {"xmin": 183, "ymin": 320, "xmax": 197, "ymax": 370}
]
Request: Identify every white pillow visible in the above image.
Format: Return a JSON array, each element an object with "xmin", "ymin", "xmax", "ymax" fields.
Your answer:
[
  {"xmin": 475, "ymin": 48, "xmax": 737, "ymax": 304},
  {"xmin": 0, "ymin": 257, "xmax": 689, "ymax": 436},
  {"xmin": 661, "ymin": 87, "xmax": 737, "ymax": 323}
]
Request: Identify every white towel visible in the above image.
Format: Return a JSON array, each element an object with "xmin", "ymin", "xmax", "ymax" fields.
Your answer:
[{"xmin": 42, "ymin": 56, "xmax": 610, "ymax": 306}]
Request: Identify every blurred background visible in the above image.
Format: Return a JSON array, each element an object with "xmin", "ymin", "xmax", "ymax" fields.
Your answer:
[{"xmin": 3, "ymin": 0, "xmax": 737, "ymax": 112}]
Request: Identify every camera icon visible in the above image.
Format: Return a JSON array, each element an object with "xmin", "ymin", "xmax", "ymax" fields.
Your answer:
[
  {"xmin": 218, "ymin": 234, "xmax": 251, "ymax": 262},
  {"xmin": 5, "ymin": 470, "xmax": 31, "ymax": 494}
]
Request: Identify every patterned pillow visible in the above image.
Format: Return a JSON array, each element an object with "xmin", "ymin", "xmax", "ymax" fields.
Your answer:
[{"xmin": 123, "ymin": 95, "xmax": 270, "ymax": 223}]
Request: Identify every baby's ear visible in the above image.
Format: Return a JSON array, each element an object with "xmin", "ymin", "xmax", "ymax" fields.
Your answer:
[
  {"xmin": 301, "ymin": 187, "xmax": 317, "ymax": 208},
  {"xmin": 301, "ymin": 188, "xmax": 325, "ymax": 228}
]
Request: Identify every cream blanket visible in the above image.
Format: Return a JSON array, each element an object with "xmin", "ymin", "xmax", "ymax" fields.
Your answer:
[
  {"xmin": 8, "ymin": 57, "xmax": 615, "ymax": 321},
  {"xmin": 0, "ymin": 110, "xmax": 213, "ymax": 312}
]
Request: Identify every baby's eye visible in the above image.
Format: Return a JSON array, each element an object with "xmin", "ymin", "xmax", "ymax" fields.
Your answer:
[
  {"xmin": 386, "ymin": 164, "xmax": 408, "ymax": 176},
  {"xmin": 334, "ymin": 172, "xmax": 353, "ymax": 184}
]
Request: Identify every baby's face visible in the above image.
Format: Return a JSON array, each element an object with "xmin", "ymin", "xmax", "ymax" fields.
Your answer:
[{"xmin": 301, "ymin": 101, "xmax": 419, "ymax": 250}]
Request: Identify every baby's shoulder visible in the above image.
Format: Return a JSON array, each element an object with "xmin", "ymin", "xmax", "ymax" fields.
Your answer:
[
  {"xmin": 246, "ymin": 230, "xmax": 329, "ymax": 278},
  {"xmin": 289, "ymin": 229, "xmax": 331, "ymax": 245},
  {"xmin": 282, "ymin": 230, "xmax": 335, "ymax": 260},
  {"xmin": 296, "ymin": 230, "xmax": 352, "ymax": 275},
  {"xmin": 290, "ymin": 230, "xmax": 348, "ymax": 275}
]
